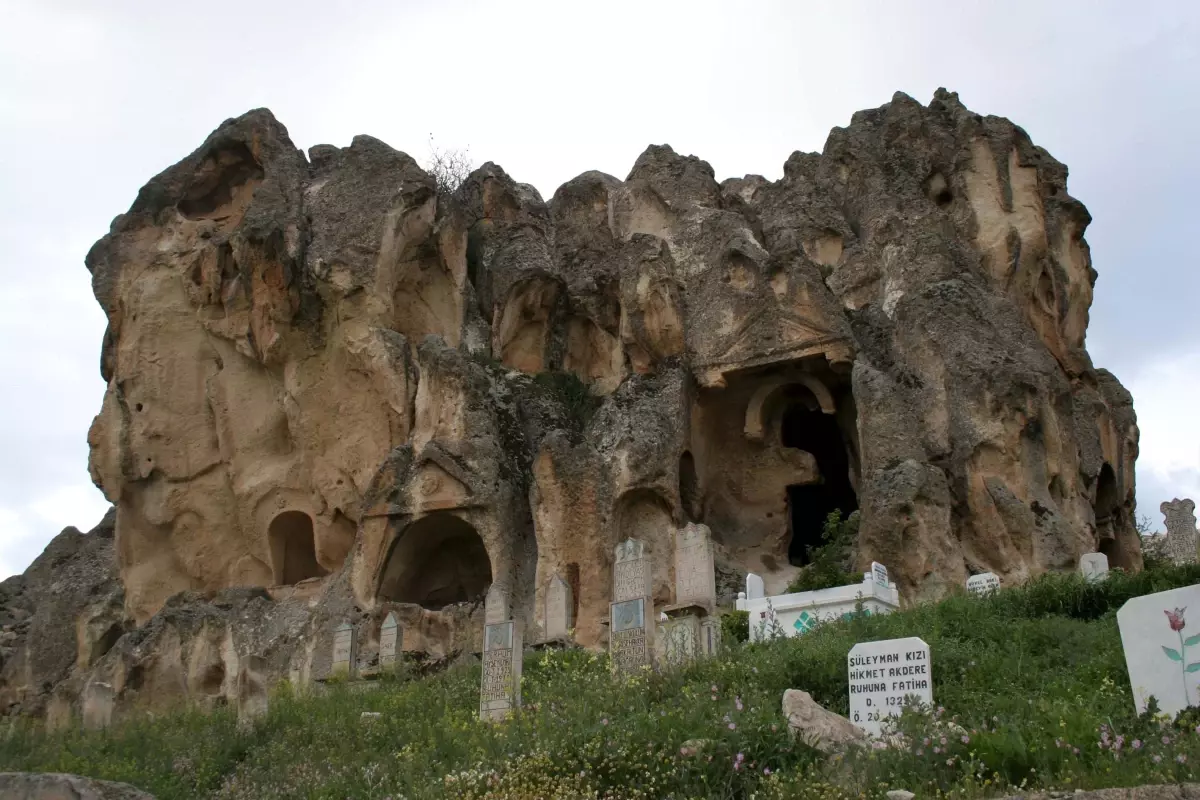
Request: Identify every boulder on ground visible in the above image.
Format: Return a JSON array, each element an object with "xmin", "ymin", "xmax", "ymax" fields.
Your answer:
[
  {"xmin": 782, "ymin": 688, "xmax": 865, "ymax": 751},
  {"xmin": 0, "ymin": 772, "xmax": 155, "ymax": 799}
]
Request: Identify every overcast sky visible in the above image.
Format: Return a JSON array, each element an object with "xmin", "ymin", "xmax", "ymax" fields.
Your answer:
[{"xmin": 1, "ymin": 0, "xmax": 1196, "ymax": 578}]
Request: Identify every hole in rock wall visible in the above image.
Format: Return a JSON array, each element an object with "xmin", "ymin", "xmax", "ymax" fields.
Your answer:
[
  {"xmin": 268, "ymin": 511, "xmax": 328, "ymax": 586},
  {"xmin": 679, "ymin": 451, "xmax": 701, "ymax": 523},
  {"xmin": 1093, "ymin": 463, "xmax": 1125, "ymax": 565},
  {"xmin": 378, "ymin": 513, "xmax": 493, "ymax": 610},
  {"xmin": 178, "ymin": 142, "xmax": 264, "ymax": 219},
  {"xmin": 781, "ymin": 395, "xmax": 858, "ymax": 566}
]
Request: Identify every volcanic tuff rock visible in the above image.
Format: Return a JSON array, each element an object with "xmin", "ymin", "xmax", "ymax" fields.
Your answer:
[{"xmin": 2, "ymin": 88, "xmax": 1140, "ymax": 718}]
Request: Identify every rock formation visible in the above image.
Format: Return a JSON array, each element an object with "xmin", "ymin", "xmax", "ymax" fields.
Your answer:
[{"xmin": 2, "ymin": 88, "xmax": 1140, "ymax": 719}]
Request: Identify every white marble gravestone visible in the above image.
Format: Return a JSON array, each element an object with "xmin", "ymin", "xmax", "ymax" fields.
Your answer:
[
  {"xmin": 545, "ymin": 574, "xmax": 573, "ymax": 641},
  {"xmin": 746, "ymin": 573, "xmax": 765, "ymax": 600},
  {"xmin": 614, "ymin": 538, "xmax": 653, "ymax": 602},
  {"xmin": 1079, "ymin": 553, "xmax": 1110, "ymax": 583},
  {"xmin": 674, "ymin": 523, "xmax": 716, "ymax": 611},
  {"xmin": 480, "ymin": 585, "xmax": 522, "ymax": 721},
  {"xmin": 1162, "ymin": 499, "xmax": 1199, "ymax": 565},
  {"xmin": 1118, "ymin": 584, "xmax": 1200, "ymax": 716},
  {"xmin": 966, "ymin": 573, "xmax": 1001, "ymax": 596},
  {"xmin": 332, "ymin": 621, "xmax": 356, "ymax": 677},
  {"xmin": 871, "ymin": 562, "xmax": 889, "ymax": 588},
  {"xmin": 848, "ymin": 636, "xmax": 932, "ymax": 737},
  {"xmin": 379, "ymin": 612, "xmax": 401, "ymax": 668}
]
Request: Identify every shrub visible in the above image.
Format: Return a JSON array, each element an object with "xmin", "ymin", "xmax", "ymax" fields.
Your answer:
[
  {"xmin": 786, "ymin": 510, "xmax": 862, "ymax": 592},
  {"xmin": 532, "ymin": 370, "xmax": 599, "ymax": 430},
  {"xmin": 721, "ymin": 609, "xmax": 749, "ymax": 644}
]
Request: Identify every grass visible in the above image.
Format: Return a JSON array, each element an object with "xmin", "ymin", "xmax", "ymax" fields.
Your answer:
[{"xmin": 4, "ymin": 564, "xmax": 1200, "ymax": 799}]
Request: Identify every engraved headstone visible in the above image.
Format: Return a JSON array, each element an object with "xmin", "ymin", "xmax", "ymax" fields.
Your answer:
[
  {"xmin": 871, "ymin": 562, "xmax": 889, "ymax": 588},
  {"xmin": 610, "ymin": 597, "xmax": 651, "ymax": 675},
  {"xmin": 332, "ymin": 621, "xmax": 356, "ymax": 677},
  {"xmin": 674, "ymin": 523, "xmax": 716, "ymax": 611},
  {"xmin": 1162, "ymin": 499, "xmax": 1199, "ymax": 565},
  {"xmin": 1079, "ymin": 553, "xmax": 1110, "ymax": 583},
  {"xmin": 966, "ymin": 572, "xmax": 1001, "ymax": 596},
  {"xmin": 480, "ymin": 617, "xmax": 522, "ymax": 721},
  {"xmin": 237, "ymin": 654, "xmax": 269, "ymax": 728},
  {"xmin": 700, "ymin": 616, "xmax": 722, "ymax": 658},
  {"xmin": 380, "ymin": 612, "xmax": 401, "ymax": 668},
  {"xmin": 658, "ymin": 614, "xmax": 699, "ymax": 667},
  {"xmin": 848, "ymin": 637, "xmax": 932, "ymax": 737},
  {"xmin": 746, "ymin": 573, "xmax": 765, "ymax": 600},
  {"xmin": 614, "ymin": 538, "xmax": 652, "ymax": 602},
  {"xmin": 545, "ymin": 574, "xmax": 573, "ymax": 641},
  {"xmin": 485, "ymin": 584, "xmax": 511, "ymax": 625},
  {"xmin": 1118, "ymin": 584, "xmax": 1200, "ymax": 716}
]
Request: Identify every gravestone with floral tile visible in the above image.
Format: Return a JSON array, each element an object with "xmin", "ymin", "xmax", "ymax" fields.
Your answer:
[{"xmin": 1117, "ymin": 584, "xmax": 1200, "ymax": 716}]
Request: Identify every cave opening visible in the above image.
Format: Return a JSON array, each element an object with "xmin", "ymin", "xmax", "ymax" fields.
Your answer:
[
  {"xmin": 1094, "ymin": 463, "xmax": 1122, "ymax": 565},
  {"xmin": 679, "ymin": 451, "xmax": 700, "ymax": 523},
  {"xmin": 268, "ymin": 510, "xmax": 327, "ymax": 585},
  {"xmin": 781, "ymin": 395, "xmax": 858, "ymax": 566},
  {"xmin": 378, "ymin": 513, "xmax": 493, "ymax": 610}
]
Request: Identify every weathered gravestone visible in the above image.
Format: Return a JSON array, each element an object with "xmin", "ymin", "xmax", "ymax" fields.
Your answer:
[
  {"xmin": 847, "ymin": 636, "xmax": 932, "ymax": 737},
  {"xmin": 480, "ymin": 585, "xmax": 522, "ymax": 721},
  {"xmin": 871, "ymin": 562, "xmax": 889, "ymax": 588},
  {"xmin": 746, "ymin": 572, "xmax": 765, "ymax": 600},
  {"xmin": 1079, "ymin": 552, "xmax": 1110, "ymax": 583},
  {"xmin": 332, "ymin": 621, "xmax": 356, "ymax": 677},
  {"xmin": 610, "ymin": 538, "xmax": 655, "ymax": 675},
  {"xmin": 674, "ymin": 523, "xmax": 716, "ymax": 611},
  {"xmin": 1117, "ymin": 584, "xmax": 1200, "ymax": 716},
  {"xmin": 379, "ymin": 612, "xmax": 401, "ymax": 668},
  {"xmin": 966, "ymin": 572, "xmax": 1001, "ymax": 596},
  {"xmin": 544, "ymin": 574, "xmax": 573, "ymax": 641},
  {"xmin": 81, "ymin": 681, "xmax": 114, "ymax": 731},
  {"xmin": 659, "ymin": 525, "xmax": 720, "ymax": 667},
  {"xmin": 1162, "ymin": 498, "xmax": 1199, "ymax": 565},
  {"xmin": 237, "ymin": 654, "xmax": 269, "ymax": 728}
]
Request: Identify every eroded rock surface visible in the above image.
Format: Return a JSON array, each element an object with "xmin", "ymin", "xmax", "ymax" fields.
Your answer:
[{"xmin": 4, "ymin": 88, "xmax": 1140, "ymax": 718}]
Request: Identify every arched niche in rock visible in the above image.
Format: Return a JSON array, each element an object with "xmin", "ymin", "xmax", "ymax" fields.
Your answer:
[
  {"xmin": 377, "ymin": 512, "xmax": 493, "ymax": 610},
  {"xmin": 269, "ymin": 510, "xmax": 328, "ymax": 585}
]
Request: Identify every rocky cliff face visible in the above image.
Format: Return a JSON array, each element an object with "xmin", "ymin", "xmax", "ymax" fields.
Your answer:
[{"xmin": 3, "ymin": 88, "xmax": 1139, "ymax": 720}]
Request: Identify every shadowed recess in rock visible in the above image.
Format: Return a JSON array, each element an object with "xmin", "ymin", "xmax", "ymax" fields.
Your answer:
[
  {"xmin": 378, "ymin": 513, "xmax": 492, "ymax": 609},
  {"xmin": 782, "ymin": 390, "xmax": 858, "ymax": 566},
  {"xmin": 268, "ymin": 511, "xmax": 327, "ymax": 585}
]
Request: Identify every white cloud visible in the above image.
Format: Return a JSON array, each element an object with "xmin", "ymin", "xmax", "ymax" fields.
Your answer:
[{"xmin": 1128, "ymin": 351, "xmax": 1200, "ymax": 516}]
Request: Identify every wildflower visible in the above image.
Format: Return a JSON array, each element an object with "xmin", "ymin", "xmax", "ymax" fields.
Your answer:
[
  {"xmin": 763, "ymin": 767, "xmax": 771, "ymax": 775},
  {"xmin": 961, "ymin": 735, "xmax": 970, "ymax": 744},
  {"xmin": 1055, "ymin": 738, "xmax": 1063, "ymax": 748},
  {"xmin": 1154, "ymin": 755, "xmax": 1163, "ymax": 764},
  {"xmin": 934, "ymin": 747, "xmax": 941, "ymax": 754},
  {"xmin": 1073, "ymin": 747, "xmax": 1080, "ymax": 755},
  {"xmin": 937, "ymin": 706, "xmax": 945, "ymax": 716},
  {"xmin": 601, "ymin": 718, "xmax": 609, "ymax": 726},
  {"xmin": 711, "ymin": 685, "xmax": 718, "ymax": 692},
  {"xmin": 1166, "ymin": 608, "xmax": 1187, "ymax": 632},
  {"xmin": 917, "ymin": 749, "xmax": 925, "ymax": 756},
  {"xmin": 1133, "ymin": 739, "xmax": 1143, "ymax": 749},
  {"xmin": 736, "ymin": 696, "xmax": 744, "ymax": 711},
  {"xmin": 752, "ymin": 667, "xmax": 759, "ymax": 674},
  {"xmin": 729, "ymin": 723, "xmax": 737, "ymax": 730},
  {"xmin": 940, "ymin": 736, "xmax": 948, "ymax": 745},
  {"xmin": 1181, "ymin": 754, "xmax": 1190, "ymax": 764},
  {"xmin": 771, "ymin": 723, "xmax": 778, "ymax": 732},
  {"xmin": 1164, "ymin": 735, "xmax": 1173, "ymax": 745},
  {"xmin": 947, "ymin": 758, "xmax": 955, "ymax": 766},
  {"xmin": 923, "ymin": 737, "xmax": 931, "ymax": 746}
]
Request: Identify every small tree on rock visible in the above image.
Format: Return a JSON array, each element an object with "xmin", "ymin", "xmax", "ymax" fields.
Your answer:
[{"xmin": 425, "ymin": 134, "xmax": 473, "ymax": 196}]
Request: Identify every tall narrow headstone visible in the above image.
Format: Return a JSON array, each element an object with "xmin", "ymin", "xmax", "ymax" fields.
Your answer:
[
  {"xmin": 746, "ymin": 573, "xmax": 765, "ymax": 600},
  {"xmin": 1162, "ymin": 499, "xmax": 1198, "ymax": 565},
  {"xmin": 1118, "ymin": 584, "xmax": 1200, "ymax": 716},
  {"xmin": 674, "ymin": 523, "xmax": 716, "ymax": 611},
  {"xmin": 614, "ymin": 538, "xmax": 653, "ymax": 602},
  {"xmin": 1079, "ymin": 553, "xmax": 1110, "ymax": 583},
  {"xmin": 610, "ymin": 539, "xmax": 654, "ymax": 675},
  {"xmin": 847, "ymin": 636, "xmax": 932, "ymax": 737},
  {"xmin": 81, "ymin": 682, "xmax": 114, "ymax": 731},
  {"xmin": 237, "ymin": 654, "xmax": 269, "ymax": 728},
  {"xmin": 480, "ymin": 584, "xmax": 522, "ymax": 721},
  {"xmin": 545, "ymin": 574, "xmax": 573, "ymax": 641},
  {"xmin": 966, "ymin": 572, "xmax": 1001, "ymax": 596},
  {"xmin": 379, "ymin": 612, "xmax": 401, "ymax": 668},
  {"xmin": 332, "ymin": 621, "xmax": 356, "ymax": 677},
  {"xmin": 870, "ymin": 562, "xmax": 889, "ymax": 588}
]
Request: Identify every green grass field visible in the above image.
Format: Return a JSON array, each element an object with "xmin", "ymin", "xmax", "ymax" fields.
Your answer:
[{"xmin": 5, "ymin": 564, "xmax": 1200, "ymax": 799}]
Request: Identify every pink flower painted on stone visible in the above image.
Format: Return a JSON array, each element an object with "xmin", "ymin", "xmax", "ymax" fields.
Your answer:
[
  {"xmin": 1162, "ymin": 607, "xmax": 1200, "ymax": 706},
  {"xmin": 1167, "ymin": 608, "xmax": 1188, "ymax": 632}
]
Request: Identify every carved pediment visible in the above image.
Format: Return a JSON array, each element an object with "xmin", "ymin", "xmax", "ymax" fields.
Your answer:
[{"xmin": 694, "ymin": 307, "xmax": 850, "ymax": 386}]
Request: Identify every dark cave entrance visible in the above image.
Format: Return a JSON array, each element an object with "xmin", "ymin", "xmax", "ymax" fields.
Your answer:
[
  {"xmin": 268, "ymin": 510, "xmax": 327, "ymax": 585},
  {"xmin": 378, "ymin": 513, "xmax": 493, "ymax": 610},
  {"xmin": 1094, "ymin": 463, "xmax": 1126, "ymax": 567},
  {"xmin": 782, "ymin": 398, "xmax": 858, "ymax": 567}
]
